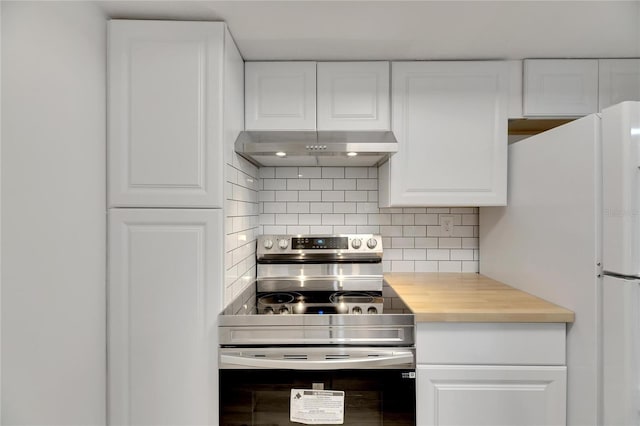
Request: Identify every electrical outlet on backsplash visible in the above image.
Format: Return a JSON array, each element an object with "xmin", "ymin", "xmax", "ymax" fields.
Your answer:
[{"xmin": 258, "ymin": 166, "xmax": 479, "ymax": 273}]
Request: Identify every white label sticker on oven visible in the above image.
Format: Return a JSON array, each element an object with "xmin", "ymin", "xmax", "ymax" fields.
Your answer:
[{"xmin": 290, "ymin": 389, "xmax": 345, "ymax": 425}]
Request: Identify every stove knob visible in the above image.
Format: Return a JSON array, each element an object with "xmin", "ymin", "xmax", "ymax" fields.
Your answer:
[
  {"xmin": 264, "ymin": 307, "xmax": 275, "ymax": 315},
  {"xmin": 367, "ymin": 238, "xmax": 378, "ymax": 249},
  {"xmin": 263, "ymin": 239, "xmax": 274, "ymax": 249},
  {"xmin": 278, "ymin": 239, "xmax": 289, "ymax": 249},
  {"xmin": 367, "ymin": 306, "xmax": 378, "ymax": 315},
  {"xmin": 351, "ymin": 238, "xmax": 362, "ymax": 249},
  {"xmin": 352, "ymin": 306, "xmax": 362, "ymax": 315},
  {"xmin": 279, "ymin": 306, "xmax": 290, "ymax": 315}
]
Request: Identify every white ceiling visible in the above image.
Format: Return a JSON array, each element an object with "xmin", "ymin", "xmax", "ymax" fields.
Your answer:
[{"xmin": 98, "ymin": 1, "xmax": 640, "ymax": 61}]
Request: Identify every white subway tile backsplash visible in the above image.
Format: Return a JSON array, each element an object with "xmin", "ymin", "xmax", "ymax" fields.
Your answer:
[
  {"xmin": 322, "ymin": 191, "xmax": 345, "ymax": 202},
  {"xmin": 415, "ymin": 214, "xmax": 438, "ymax": 225},
  {"xmin": 322, "ymin": 214, "xmax": 345, "ymax": 225},
  {"xmin": 256, "ymin": 167, "xmax": 479, "ymax": 274},
  {"xmin": 391, "ymin": 237, "xmax": 414, "ymax": 248},
  {"xmin": 322, "ymin": 167, "xmax": 345, "ymax": 179},
  {"xmin": 310, "ymin": 179, "xmax": 333, "ymax": 190},
  {"xmin": 356, "ymin": 179, "xmax": 377, "ymax": 191},
  {"xmin": 287, "ymin": 202, "xmax": 310, "ymax": 214},
  {"xmin": 334, "ymin": 179, "xmax": 357, "ymax": 190},
  {"xmin": 259, "ymin": 190, "xmax": 275, "ymax": 202},
  {"xmin": 275, "ymin": 191, "xmax": 298, "ymax": 202},
  {"xmin": 415, "ymin": 261, "xmax": 439, "ymax": 272},
  {"xmin": 439, "ymin": 261, "xmax": 462, "ymax": 273},
  {"xmin": 414, "ymin": 237, "xmax": 438, "ymax": 248},
  {"xmin": 356, "ymin": 225, "xmax": 380, "ymax": 234},
  {"xmin": 345, "ymin": 214, "xmax": 368, "ymax": 225},
  {"xmin": 258, "ymin": 167, "xmax": 275, "ymax": 178},
  {"xmin": 287, "ymin": 179, "xmax": 310, "ymax": 190},
  {"xmin": 345, "ymin": 167, "xmax": 368, "ymax": 178},
  {"xmin": 439, "ymin": 238, "xmax": 462, "ymax": 249},
  {"xmin": 427, "ymin": 249, "xmax": 450, "ymax": 261},
  {"xmin": 333, "ymin": 225, "xmax": 357, "ymax": 234},
  {"xmin": 275, "ymin": 214, "xmax": 299, "ymax": 225},
  {"xmin": 345, "ymin": 191, "xmax": 368, "ymax": 202},
  {"xmin": 298, "ymin": 214, "xmax": 322, "ymax": 225},
  {"xmin": 391, "ymin": 261, "xmax": 414, "ymax": 272},
  {"xmin": 334, "ymin": 203, "xmax": 357, "ymax": 214},
  {"xmin": 263, "ymin": 202, "xmax": 286, "ymax": 214},
  {"xmin": 380, "ymin": 225, "xmax": 403, "ymax": 237},
  {"xmin": 384, "ymin": 248, "xmax": 403, "ymax": 260},
  {"xmin": 403, "ymin": 249, "xmax": 427, "ymax": 261},
  {"xmin": 263, "ymin": 179, "xmax": 286, "ymax": 190},
  {"xmin": 310, "ymin": 203, "xmax": 333, "ymax": 214},
  {"xmin": 276, "ymin": 167, "xmax": 299, "ymax": 178},
  {"xmin": 310, "ymin": 225, "xmax": 333, "ymax": 234},
  {"xmin": 299, "ymin": 191, "xmax": 322, "ymax": 202},
  {"xmin": 356, "ymin": 202, "xmax": 379, "ymax": 214},
  {"xmin": 298, "ymin": 167, "xmax": 322, "ymax": 178},
  {"xmin": 287, "ymin": 225, "xmax": 310, "ymax": 234}
]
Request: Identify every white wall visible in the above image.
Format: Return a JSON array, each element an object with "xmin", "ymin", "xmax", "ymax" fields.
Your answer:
[{"xmin": 2, "ymin": 2, "xmax": 107, "ymax": 424}]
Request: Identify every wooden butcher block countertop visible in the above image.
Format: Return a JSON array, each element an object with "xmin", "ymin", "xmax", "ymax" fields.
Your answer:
[{"xmin": 384, "ymin": 273, "xmax": 575, "ymax": 323}]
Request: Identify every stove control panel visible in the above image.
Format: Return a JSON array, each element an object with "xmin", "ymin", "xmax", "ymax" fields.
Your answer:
[{"xmin": 257, "ymin": 234, "xmax": 383, "ymax": 258}]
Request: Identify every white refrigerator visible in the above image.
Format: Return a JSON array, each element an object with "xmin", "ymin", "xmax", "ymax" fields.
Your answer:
[{"xmin": 480, "ymin": 101, "xmax": 640, "ymax": 426}]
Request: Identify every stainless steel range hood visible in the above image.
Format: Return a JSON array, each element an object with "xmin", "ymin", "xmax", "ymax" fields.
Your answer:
[{"xmin": 234, "ymin": 131, "xmax": 398, "ymax": 167}]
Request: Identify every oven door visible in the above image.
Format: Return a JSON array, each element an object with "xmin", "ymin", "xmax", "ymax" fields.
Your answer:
[{"xmin": 220, "ymin": 368, "xmax": 415, "ymax": 426}]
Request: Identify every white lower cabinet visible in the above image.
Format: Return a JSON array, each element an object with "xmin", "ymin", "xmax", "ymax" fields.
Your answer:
[
  {"xmin": 108, "ymin": 209, "xmax": 223, "ymax": 425},
  {"xmin": 417, "ymin": 365, "xmax": 567, "ymax": 426},
  {"xmin": 416, "ymin": 323, "xmax": 567, "ymax": 426}
]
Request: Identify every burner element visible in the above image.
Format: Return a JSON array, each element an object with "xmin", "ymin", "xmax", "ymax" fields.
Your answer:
[{"xmin": 258, "ymin": 292, "xmax": 298, "ymax": 305}]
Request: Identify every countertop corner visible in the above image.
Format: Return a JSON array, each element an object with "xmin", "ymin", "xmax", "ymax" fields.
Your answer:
[{"xmin": 384, "ymin": 272, "xmax": 575, "ymax": 323}]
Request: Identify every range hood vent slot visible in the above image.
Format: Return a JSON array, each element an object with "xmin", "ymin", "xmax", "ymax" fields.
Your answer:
[{"xmin": 234, "ymin": 130, "xmax": 398, "ymax": 167}]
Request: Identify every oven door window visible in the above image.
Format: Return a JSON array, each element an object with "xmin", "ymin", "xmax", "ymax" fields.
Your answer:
[{"xmin": 220, "ymin": 369, "xmax": 415, "ymax": 426}]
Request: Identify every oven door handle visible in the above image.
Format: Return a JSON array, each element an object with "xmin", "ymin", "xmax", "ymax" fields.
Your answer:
[{"xmin": 220, "ymin": 351, "xmax": 414, "ymax": 370}]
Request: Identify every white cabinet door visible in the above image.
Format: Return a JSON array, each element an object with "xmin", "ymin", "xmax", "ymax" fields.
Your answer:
[
  {"xmin": 108, "ymin": 209, "xmax": 223, "ymax": 426},
  {"xmin": 523, "ymin": 59, "xmax": 598, "ymax": 117},
  {"xmin": 417, "ymin": 365, "xmax": 567, "ymax": 426},
  {"xmin": 108, "ymin": 20, "xmax": 225, "ymax": 208},
  {"xmin": 317, "ymin": 62, "xmax": 390, "ymax": 130},
  {"xmin": 380, "ymin": 61, "xmax": 508, "ymax": 207},
  {"xmin": 245, "ymin": 62, "xmax": 316, "ymax": 130},
  {"xmin": 599, "ymin": 59, "xmax": 640, "ymax": 111}
]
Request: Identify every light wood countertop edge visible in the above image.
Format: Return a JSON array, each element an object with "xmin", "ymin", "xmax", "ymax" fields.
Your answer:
[{"xmin": 384, "ymin": 272, "xmax": 575, "ymax": 323}]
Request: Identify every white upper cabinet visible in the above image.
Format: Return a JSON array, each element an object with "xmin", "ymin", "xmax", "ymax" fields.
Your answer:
[
  {"xmin": 599, "ymin": 59, "xmax": 640, "ymax": 111},
  {"xmin": 523, "ymin": 59, "xmax": 598, "ymax": 117},
  {"xmin": 245, "ymin": 62, "xmax": 316, "ymax": 130},
  {"xmin": 109, "ymin": 20, "xmax": 231, "ymax": 208},
  {"xmin": 317, "ymin": 62, "xmax": 390, "ymax": 130},
  {"xmin": 380, "ymin": 61, "xmax": 508, "ymax": 207}
]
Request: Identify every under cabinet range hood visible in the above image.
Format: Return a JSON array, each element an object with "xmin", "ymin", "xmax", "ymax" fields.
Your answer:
[{"xmin": 234, "ymin": 131, "xmax": 398, "ymax": 167}]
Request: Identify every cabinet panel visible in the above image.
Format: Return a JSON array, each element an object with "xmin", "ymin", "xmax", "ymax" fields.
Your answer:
[
  {"xmin": 599, "ymin": 59, "xmax": 640, "ymax": 111},
  {"xmin": 417, "ymin": 365, "xmax": 567, "ymax": 426},
  {"xmin": 245, "ymin": 62, "xmax": 316, "ymax": 130},
  {"xmin": 382, "ymin": 61, "xmax": 508, "ymax": 206},
  {"xmin": 416, "ymin": 323, "xmax": 566, "ymax": 365},
  {"xmin": 317, "ymin": 62, "xmax": 390, "ymax": 130},
  {"xmin": 523, "ymin": 59, "xmax": 598, "ymax": 117},
  {"xmin": 108, "ymin": 209, "xmax": 222, "ymax": 426},
  {"xmin": 108, "ymin": 20, "xmax": 224, "ymax": 208}
]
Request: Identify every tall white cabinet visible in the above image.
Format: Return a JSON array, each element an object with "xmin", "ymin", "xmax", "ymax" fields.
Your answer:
[
  {"xmin": 108, "ymin": 20, "xmax": 242, "ymax": 425},
  {"xmin": 379, "ymin": 61, "xmax": 508, "ymax": 206},
  {"xmin": 108, "ymin": 209, "xmax": 222, "ymax": 425}
]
